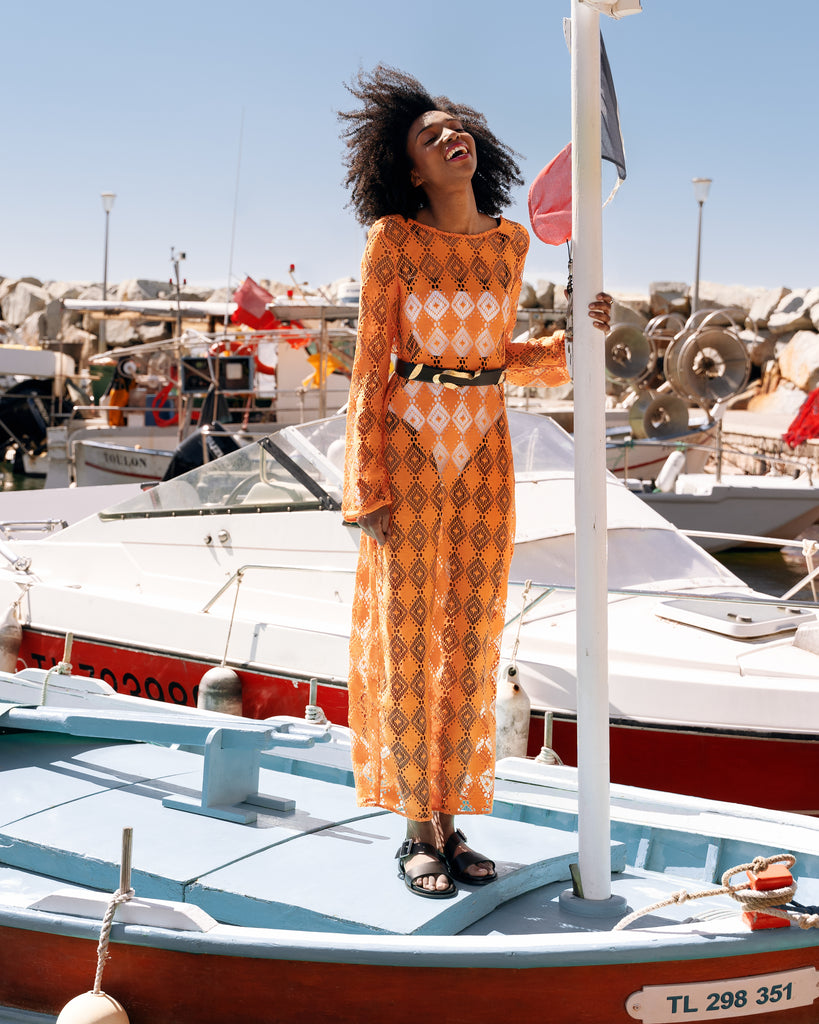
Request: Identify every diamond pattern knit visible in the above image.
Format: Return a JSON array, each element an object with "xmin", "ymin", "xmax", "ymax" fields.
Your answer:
[{"xmin": 343, "ymin": 215, "xmax": 568, "ymax": 821}]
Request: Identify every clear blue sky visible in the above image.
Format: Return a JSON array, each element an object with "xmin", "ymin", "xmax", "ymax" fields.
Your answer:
[{"xmin": 4, "ymin": 0, "xmax": 817, "ymax": 297}]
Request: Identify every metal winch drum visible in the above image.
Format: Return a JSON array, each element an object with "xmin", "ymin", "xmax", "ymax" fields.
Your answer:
[
  {"xmin": 627, "ymin": 392, "xmax": 690, "ymax": 439},
  {"xmin": 604, "ymin": 324, "xmax": 656, "ymax": 383},
  {"xmin": 664, "ymin": 327, "xmax": 751, "ymax": 404}
]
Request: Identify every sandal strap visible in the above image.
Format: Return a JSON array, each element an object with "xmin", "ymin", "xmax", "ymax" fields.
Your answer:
[
  {"xmin": 442, "ymin": 828, "xmax": 468, "ymax": 862},
  {"xmin": 396, "ymin": 839, "xmax": 455, "ymax": 889},
  {"xmin": 443, "ymin": 829, "xmax": 495, "ymax": 875},
  {"xmin": 396, "ymin": 838, "xmax": 442, "ymax": 862}
]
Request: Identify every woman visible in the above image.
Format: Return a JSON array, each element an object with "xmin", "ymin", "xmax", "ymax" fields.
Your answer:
[{"xmin": 339, "ymin": 65, "xmax": 611, "ymax": 898}]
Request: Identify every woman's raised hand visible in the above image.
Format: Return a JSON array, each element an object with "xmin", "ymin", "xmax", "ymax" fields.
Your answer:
[{"xmin": 588, "ymin": 292, "xmax": 613, "ymax": 333}]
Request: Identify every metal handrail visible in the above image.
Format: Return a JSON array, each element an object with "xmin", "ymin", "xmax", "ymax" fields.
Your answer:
[
  {"xmin": 201, "ymin": 562, "xmax": 355, "ymax": 614},
  {"xmin": 198, "ymin": 558, "xmax": 818, "ymax": 623}
]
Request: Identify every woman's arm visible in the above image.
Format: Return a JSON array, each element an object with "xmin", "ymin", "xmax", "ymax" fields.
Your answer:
[{"xmin": 342, "ymin": 220, "xmax": 399, "ymax": 529}]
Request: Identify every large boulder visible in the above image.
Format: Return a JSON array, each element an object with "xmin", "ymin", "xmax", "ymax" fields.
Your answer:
[
  {"xmin": 746, "ymin": 379, "xmax": 809, "ymax": 416},
  {"xmin": 1, "ymin": 281, "xmax": 48, "ymax": 325},
  {"xmin": 20, "ymin": 310, "xmax": 47, "ymax": 346},
  {"xmin": 116, "ymin": 279, "xmax": 168, "ymax": 301},
  {"xmin": 76, "ymin": 284, "xmax": 104, "ymax": 301},
  {"xmin": 534, "ymin": 279, "xmax": 556, "ymax": 309},
  {"xmin": 696, "ymin": 281, "xmax": 763, "ymax": 313},
  {"xmin": 552, "ymin": 286, "xmax": 569, "ymax": 313},
  {"xmin": 519, "ymin": 281, "xmax": 539, "ymax": 308},
  {"xmin": 137, "ymin": 322, "xmax": 171, "ymax": 343},
  {"xmin": 768, "ymin": 289, "xmax": 818, "ymax": 334},
  {"xmin": 104, "ymin": 319, "xmax": 139, "ymax": 345},
  {"xmin": 739, "ymin": 327, "xmax": 776, "ymax": 367},
  {"xmin": 748, "ymin": 286, "xmax": 789, "ymax": 326},
  {"xmin": 777, "ymin": 329, "xmax": 819, "ymax": 390},
  {"xmin": 649, "ymin": 281, "xmax": 689, "ymax": 317},
  {"xmin": 45, "ymin": 281, "xmax": 86, "ymax": 302},
  {"xmin": 44, "ymin": 299, "xmax": 63, "ymax": 339}
]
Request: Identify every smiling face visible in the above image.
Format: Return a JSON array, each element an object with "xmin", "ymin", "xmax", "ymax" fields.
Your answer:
[{"xmin": 406, "ymin": 109, "xmax": 476, "ymax": 195}]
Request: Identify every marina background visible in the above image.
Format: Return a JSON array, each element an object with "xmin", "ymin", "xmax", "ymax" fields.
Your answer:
[{"xmin": 3, "ymin": 0, "xmax": 819, "ymax": 297}]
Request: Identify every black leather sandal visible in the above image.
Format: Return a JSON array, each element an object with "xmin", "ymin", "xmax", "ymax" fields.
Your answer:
[
  {"xmin": 443, "ymin": 828, "xmax": 497, "ymax": 886},
  {"xmin": 396, "ymin": 838, "xmax": 457, "ymax": 899}
]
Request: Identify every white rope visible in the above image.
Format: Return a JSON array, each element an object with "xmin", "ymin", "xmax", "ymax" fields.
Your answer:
[
  {"xmin": 40, "ymin": 632, "xmax": 74, "ymax": 705},
  {"xmin": 613, "ymin": 853, "xmax": 818, "ymax": 932},
  {"xmin": 508, "ymin": 579, "xmax": 532, "ymax": 674},
  {"xmin": 92, "ymin": 887, "xmax": 134, "ymax": 995}
]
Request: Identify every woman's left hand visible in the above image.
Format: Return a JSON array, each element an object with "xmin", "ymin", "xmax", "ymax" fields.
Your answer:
[{"xmin": 588, "ymin": 292, "xmax": 613, "ymax": 333}]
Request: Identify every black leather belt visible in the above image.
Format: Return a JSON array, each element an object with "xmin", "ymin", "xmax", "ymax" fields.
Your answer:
[{"xmin": 395, "ymin": 359, "xmax": 505, "ymax": 389}]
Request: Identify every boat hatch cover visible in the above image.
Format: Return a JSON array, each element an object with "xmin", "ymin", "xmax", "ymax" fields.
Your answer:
[{"xmin": 654, "ymin": 598, "xmax": 814, "ymax": 638}]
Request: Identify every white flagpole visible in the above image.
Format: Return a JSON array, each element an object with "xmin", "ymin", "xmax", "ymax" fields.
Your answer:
[{"xmin": 571, "ymin": 0, "xmax": 612, "ymax": 903}]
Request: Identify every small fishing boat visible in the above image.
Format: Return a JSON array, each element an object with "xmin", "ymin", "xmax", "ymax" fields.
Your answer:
[{"xmin": 1, "ymin": 681, "xmax": 818, "ymax": 1024}]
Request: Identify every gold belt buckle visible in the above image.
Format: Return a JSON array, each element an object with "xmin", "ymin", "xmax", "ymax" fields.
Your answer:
[{"xmin": 434, "ymin": 369, "xmax": 478, "ymax": 390}]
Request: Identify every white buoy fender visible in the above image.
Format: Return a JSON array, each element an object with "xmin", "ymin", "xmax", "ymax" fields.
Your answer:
[
  {"xmin": 0, "ymin": 604, "xmax": 22, "ymax": 673},
  {"xmin": 655, "ymin": 449, "xmax": 686, "ymax": 493},
  {"xmin": 495, "ymin": 664, "xmax": 531, "ymax": 760},
  {"xmin": 56, "ymin": 991, "xmax": 129, "ymax": 1024},
  {"xmin": 197, "ymin": 665, "xmax": 243, "ymax": 715}
]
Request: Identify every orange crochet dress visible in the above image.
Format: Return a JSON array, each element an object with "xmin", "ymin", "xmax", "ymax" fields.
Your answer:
[{"xmin": 342, "ymin": 215, "xmax": 569, "ymax": 821}]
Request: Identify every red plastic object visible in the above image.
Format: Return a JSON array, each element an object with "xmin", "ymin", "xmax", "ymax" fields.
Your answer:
[{"xmin": 743, "ymin": 864, "xmax": 793, "ymax": 930}]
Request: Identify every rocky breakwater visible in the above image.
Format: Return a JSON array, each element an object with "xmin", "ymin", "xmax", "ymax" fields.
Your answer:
[
  {"xmin": 3, "ymin": 268, "xmax": 819, "ymax": 430},
  {"xmin": 0, "ymin": 274, "xmax": 358, "ymax": 369}
]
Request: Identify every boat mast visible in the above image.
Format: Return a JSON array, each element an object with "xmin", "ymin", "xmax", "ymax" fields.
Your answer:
[
  {"xmin": 569, "ymin": 0, "xmax": 640, "ymax": 907},
  {"xmin": 571, "ymin": 0, "xmax": 610, "ymax": 904}
]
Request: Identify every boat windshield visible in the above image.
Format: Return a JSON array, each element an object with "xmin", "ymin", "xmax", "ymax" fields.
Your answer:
[
  {"xmin": 100, "ymin": 417, "xmax": 347, "ymax": 519},
  {"xmin": 102, "ymin": 411, "xmax": 587, "ymax": 520}
]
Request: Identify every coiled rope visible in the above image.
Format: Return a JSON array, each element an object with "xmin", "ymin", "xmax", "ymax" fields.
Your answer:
[{"xmin": 614, "ymin": 854, "xmax": 819, "ymax": 932}]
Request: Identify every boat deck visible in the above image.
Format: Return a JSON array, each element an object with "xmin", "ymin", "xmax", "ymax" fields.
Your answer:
[{"xmin": 0, "ymin": 719, "xmax": 625, "ymax": 937}]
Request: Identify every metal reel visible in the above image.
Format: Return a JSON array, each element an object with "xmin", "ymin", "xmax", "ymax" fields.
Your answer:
[
  {"xmin": 605, "ymin": 324, "xmax": 656, "ymax": 383},
  {"xmin": 628, "ymin": 392, "xmax": 690, "ymax": 439},
  {"xmin": 665, "ymin": 327, "xmax": 750, "ymax": 404}
]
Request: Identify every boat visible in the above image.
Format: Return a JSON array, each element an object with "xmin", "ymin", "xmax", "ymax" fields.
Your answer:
[
  {"xmin": 0, "ymin": 344, "xmax": 79, "ymax": 477},
  {"xmin": 41, "ymin": 311, "xmax": 356, "ymax": 489},
  {"xmin": 633, "ymin": 469, "xmax": 819, "ymax": 552},
  {"xmin": 1, "ymin": 408, "xmax": 818, "ymax": 814},
  {"xmin": 1, "ymin": 681, "xmax": 819, "ymax": 1024}
]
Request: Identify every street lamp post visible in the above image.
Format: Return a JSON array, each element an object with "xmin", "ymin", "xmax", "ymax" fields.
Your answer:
[
  {"xmin": 691, "ymin": 177, "xmax": 711, "ymax": 316},
  {"xmin": 99, "ymin": 191, "xmax": 116, "ymax": 353}
]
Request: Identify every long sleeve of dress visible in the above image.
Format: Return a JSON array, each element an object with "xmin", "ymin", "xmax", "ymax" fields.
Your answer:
[
  {"xmin": 342, "ymin": 220, "xmax": 399, "ymax": 522},
  {"xmin": 501, "ymin": 230, "xmax": 571, "ymax": 389}
]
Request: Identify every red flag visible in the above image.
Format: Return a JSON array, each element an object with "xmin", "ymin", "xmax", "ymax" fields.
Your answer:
[
  {"xmin": 530, "ymin": 31, "xmax": 627, "ymax": 246},
  {"xmin": 528, "ymin": 142, "xmax": 572, "ymax": 247},
  {"xmin": 231, "ymin": 276, "xmax": 278, "ymax": 330}
]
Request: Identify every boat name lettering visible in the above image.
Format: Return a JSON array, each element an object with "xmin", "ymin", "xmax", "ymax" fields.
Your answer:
[
  {"xmin": 102, "ymin": 452, "xmax": 149, "ymax": 469},
  {"xmin": 26, "ymin": 652, "xmax": 194, "ymax": 707},
  {"xmin": 625, "ymin": 967, "xmax": 817, "ymax": 1022}
]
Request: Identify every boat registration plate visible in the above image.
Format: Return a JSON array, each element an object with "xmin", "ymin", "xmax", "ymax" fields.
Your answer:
[{"xmin": 625, "ymin": 967, "xmax": 818, "ymax": 1022}]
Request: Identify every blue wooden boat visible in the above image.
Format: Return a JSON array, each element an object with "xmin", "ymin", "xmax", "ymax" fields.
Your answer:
[{"xmin": 1, "ymin": 678, "xmax": 818, "ymax": 1024}]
